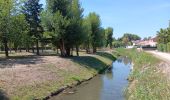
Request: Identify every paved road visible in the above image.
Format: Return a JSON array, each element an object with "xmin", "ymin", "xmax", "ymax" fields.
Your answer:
[{"xmin": 147, "ymin": 50, "xmax": 170, "ymax": 63}]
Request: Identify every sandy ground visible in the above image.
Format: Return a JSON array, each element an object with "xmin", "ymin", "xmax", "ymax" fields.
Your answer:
[
  {"xmin": 147, "ymin": 50, "xmax": 170, "ymax": 77},
  {"xmin": 147, "ymin": 51, "xmax": 170, "ymax": 63}
]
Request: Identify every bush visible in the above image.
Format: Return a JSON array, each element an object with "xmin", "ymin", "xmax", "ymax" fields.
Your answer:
[
  {"xmin": 167, "ymin": 42, "xmax": 170, "ymax": 52},
  {"xmin": 157, "ymin": 43, "xmax": 170, "ymax": 52},
  {"xmin": 157, "ymin": 44, "xmax": 164, "ymax": 52}
]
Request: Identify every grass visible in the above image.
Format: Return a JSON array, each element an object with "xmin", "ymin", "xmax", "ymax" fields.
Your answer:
[
  {"xmin": 116, "ymin": 48, "xmax": 170, "ymax": 100},
  {"xmin": 0, "ymin": 51, "xmax": 116, "ymax": 100}
]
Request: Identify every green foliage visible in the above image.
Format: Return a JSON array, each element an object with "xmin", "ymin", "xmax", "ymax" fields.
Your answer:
[
  {"xmin": 112, "ymin": 41, "xmax": 124, "ymax": 48},
  {"xmin": 0, "ymin": 0, "xmax": 114, "ymax": 57},
  {"xmin": 105, "ymin": 27, "xmax": 113, "ymax": 48},
  {"xmin": 0, "ymin": 0, "xmax": 14, "ymax": 57},
  {"xmin": 157, "ymin": 43, "xmax": 170, "ymax": 52},
  {"xmin": 157, "ymin": 43, "xmax": 165, "ymax": 52},
  {"xmin": 22, "ymin": 0, "xmax": 43, "ymax": 55},
  {"xmin": 65, "ymin": 0, "xmax": 84, "ymax": 46},
  {"xmin": 167, "ymin": 42, "xmax": 170, "ymax": 52},
  {"xmin": 157, "ymin": 28, "xmax": 170, "ymax": 44},
  {"xmin": 22, "ymin": 0, "xmax": 43, "ymax": 37},
  {"xmin": 82, "ymin": 17, "xmax": 92, "ymax": 53},
  {"xmin": 156, "ymin": 24, "xmax": 170, "ymax": 53},
  {"xmin": 47, "ymin": 0, "xmax": 70, "ymax": 15},
  {"xmin": 116, "ymin": 33, "xmax": 141, "ymax": 47},
  {"xmin": 86, "ymin": 12, "xmax": 105, "ymax": 53},
  {"xmin": 120, "ymin": 33, "xmax": 141, "ymax": 41},
  {"xmin": 9, "ymin": 14, "xmax": 29, "ymax": 50}
]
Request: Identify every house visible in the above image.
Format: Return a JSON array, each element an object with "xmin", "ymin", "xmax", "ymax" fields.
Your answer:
[{"xmin": 132, "ymin": 37, "xmax": 157, "ymax": 47}]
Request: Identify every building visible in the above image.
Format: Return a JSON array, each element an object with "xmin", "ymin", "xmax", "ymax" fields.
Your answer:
[{"xmin": 132, "ymin": 37, "xmax": 157, "ymax": 47}]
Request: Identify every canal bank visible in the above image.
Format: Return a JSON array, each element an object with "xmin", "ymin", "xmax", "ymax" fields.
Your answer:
[
  {"xmin": 116, "ymin": 48, "xmax": 170, "ymax": 100},
  {"xmin": 37, "ymin": 52, "xmax": 117, "ymax": 100},
  {"xmin": 0, "ymin": 51, "xmax": 116, "ymax": 100},
  {"xmin": 49, "ymin": 57, "xmax": 131, "ymax": 100}
]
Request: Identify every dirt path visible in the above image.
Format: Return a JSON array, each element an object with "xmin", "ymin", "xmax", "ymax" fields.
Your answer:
[
  {"xmin": 147, "ymin": 50, "xmax": 170, "ymax": 78},
  {"xmin": 147, "ymin": 50, "xmax": 170, "ymax": 64}
]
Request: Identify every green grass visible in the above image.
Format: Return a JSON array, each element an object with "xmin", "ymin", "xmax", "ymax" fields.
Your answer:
[
  {"xmin": 116, "ymin": 48, "xmax": 170, "ymax": 100},
  {"xmin": 5, "ymin": 51, "xmax": 116, "ymax": 100}
]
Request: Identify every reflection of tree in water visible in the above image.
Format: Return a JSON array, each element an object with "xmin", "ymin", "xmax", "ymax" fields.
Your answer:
[
  {"xmin": 122, "ymin": 57, "xmax": 131, "ymax": 65},
  {"xmin": 105, "ymin": 72, "xmax": 114, "ymax": 80},
  {"xmin": 117, "ymin": 56, "xmax": 131, "ymax": 65},
  {"xmin": 105, "ymin": 67, "xmax": 114, "ymax": 80},
  {"xmin": 117, "ymin": 58, "xmax": 123, "ymax": 63}
]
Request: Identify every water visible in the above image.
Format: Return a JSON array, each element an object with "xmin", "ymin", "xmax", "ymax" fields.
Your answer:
[{"xmin": 50, "ymin": 57, "xmax": 131, "ymax": 100}]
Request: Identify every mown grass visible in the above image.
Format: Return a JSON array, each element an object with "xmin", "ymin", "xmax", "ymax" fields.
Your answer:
[
  {"xmin": 6, "ymin": 51, "xmax": 116, "ymax": 100},
  {"xmin": 116, "ymin": 48, "xmax": 170, "ymax": 100}
]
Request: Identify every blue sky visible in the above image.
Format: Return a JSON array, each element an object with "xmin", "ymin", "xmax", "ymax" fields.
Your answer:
[{"xmin": 40, "ymin": 0, "xmax": 170, "ymax": 38}]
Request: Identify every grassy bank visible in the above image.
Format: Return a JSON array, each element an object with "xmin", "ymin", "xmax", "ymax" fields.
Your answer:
[
  {"xmin": 0, "ymin": 51, "xmax": 116, "ymax": 100},
  {"xmin": 116, "ymin": 48, "xmax": 170, "ymax": 100}
]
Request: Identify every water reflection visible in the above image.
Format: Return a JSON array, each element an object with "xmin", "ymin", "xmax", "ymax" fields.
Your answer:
[
  {"xmin": 117, "ymin": 56, "xmax": 131, "ymax": 65},
  {"xmin": 50, "ymin": 57, "xmax": 131, "ymax": 100}
]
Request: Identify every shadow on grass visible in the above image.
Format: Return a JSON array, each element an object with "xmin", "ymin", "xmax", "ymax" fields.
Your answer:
[
  {"xmin": 0, "ymin": 55, "xmax": 44, "ymax": 69},
  {"xmin": 96, "ymin": 52, "xmax": 116, "ymax": 61},
  {"xmin": 0, "ymin": 90, "xmax": 9, "ymax": 100},
  {"xmin": 68, "ymin": 56, "xmax": 109, "ymax": 73}
]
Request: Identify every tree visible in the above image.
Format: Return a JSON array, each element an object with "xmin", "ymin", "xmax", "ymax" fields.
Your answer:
[
  {"xmin": 46, "ymin": 0, "xmax": 71, "ymax": 56},
  {"xmin": 0, "ymin": 0, "xmax": 13, "ymax": 57},
  {"xmin": 82, "ymin": 18, "xmax": 92, "ymax": 53},
  {"xmin": 66, "ymin": 0, "xmax": 84, "ymax": 56},
  {"xmin": 10, "ymin": 14, "xmax": 29, "ymax": 52},
  {"xmin": 157, "ymin": 28, "xmax": 169, "ymax": 44},
  {"xmin": 122, "ymin": 37, "xmax": 129, "ymax": 46},
  {"xmin": 119, "ymin": 33, "xmax": 141, "ymax": 46},
  {"xmin": 46, "ymin": 0, "xmax": 85, "ymax": 56},
  {"xmin": 22, "ymin": 0, "xmax": 43, "ymax": 55},
  {"xmin": 52, "ymin": 11, "xmax": 70, "ymax": 56},
  {"xmin": 47, "ymin": 0, "xmax": 70, "ymax": 16},
  {"xmin": 105, "ymin": 27, "xmax": 113, "ymax": 49},
  {"xmin": 87, "ymin": 12, "xmax": 102, "ymax": 53}
]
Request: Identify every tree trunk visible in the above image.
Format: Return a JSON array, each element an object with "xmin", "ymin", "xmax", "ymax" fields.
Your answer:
[
  {"xmin": 66, "ymin": 47, "xmax": 70, "ymax": 57},
  {"xmin": 41, "ymin": 46, "xmax": 43, "ymax": 53},
  {"xmin": 60, "ymin": 39, "xmax": 66, "ymax": 57},
  {"xmin": 86, "ymin": 43, "xmax": 90, "ymax": 54},
  {"xmin": 32, "ymin": 46, "xmax": 34, "ymax": 53},
  {"xmin": 15, "ymin": 47, "xmax": 17, "ymax": 53},
  {"xmin": 93, "ymin": 46, "xmax": 97, "ymax": 53},
  {"xmin": 9, "ymin": 48, "xmax": 12, "ymax": 53},
  {"xmin": 71, "ymin": 47, "xmax": 73, "ymax": 56},
  {"xmin": 76, "ymin": 45, "xmax": 79, "ymax": 56},
  {"xmin": 56, "ymin": 48, "xmax": 59, "ymax": 54},
  {"xmin": 36, "ymin": 39, "xmax": 39, "ymax": 55},
  {"xmin": 4, "ymin": 37, "xmax": 8, "ymax": 57},
  {"xmin": 41, "ymin": 43, "xmax": 44, "ymax": 53},
  {"xmin": 28, "ymin": 46, "xmax": 30, "ymax": 52},
  {"xmin": 110, "ymin": 43, "xmax": 112, "ymax": 49}
]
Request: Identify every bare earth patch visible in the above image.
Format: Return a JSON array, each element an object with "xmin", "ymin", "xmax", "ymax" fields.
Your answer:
[
  {"xmin": 0, "ymin": 56, "xmax": 81, "ymax": 96},
  {"xmin": 0, "ymin": 51, "xmax": 114, "ymax": 99},
  {"xmin": 147, "ymin": 51, "xmax": 170, "ymax": 77}
]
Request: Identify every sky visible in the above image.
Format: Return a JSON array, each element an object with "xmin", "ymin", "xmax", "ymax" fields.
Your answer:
[{"xmin": 40, "ymin": 0, "xmax": 170, "ymax": 39}]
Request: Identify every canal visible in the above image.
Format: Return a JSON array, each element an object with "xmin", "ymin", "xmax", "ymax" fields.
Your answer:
[{"xmin": 50, "ymin": 57, "xmax": 132, "ymax": 100}]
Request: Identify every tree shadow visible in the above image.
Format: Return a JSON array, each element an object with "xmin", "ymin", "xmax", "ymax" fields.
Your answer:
[
  {"xmin": 68, "ymin": 56, "xmax": 109, "ymax": 73},
  {"xmin": 0, "ymin": 90, "xmax": 9, "ymax": 100},
  {"xmin": 96, "ymin": 52, "xmax": 116, "ymax": 61},
  {"xmin": 0, "ymin": 56, "xmax": 44, "ymax": 69}
]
